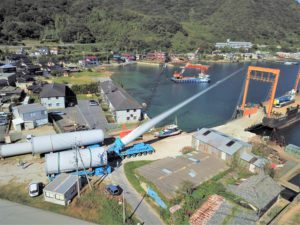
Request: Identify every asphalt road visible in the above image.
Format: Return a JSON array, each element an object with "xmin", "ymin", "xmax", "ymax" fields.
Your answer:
[
  {"xmin": 112, "ymin": 165, "xmax": 165, "ymax": 225},
  {"xmin": 0, "ymin": 199, "xmax": 97, "ymax": 225},
  {"xmin": 76, "ymin": 100, "xmax": 108, "ymax": 130}
]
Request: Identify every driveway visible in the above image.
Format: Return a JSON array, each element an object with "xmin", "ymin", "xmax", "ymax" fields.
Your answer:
[
  {"xmin": 76, "ymin": 100, "xmax": 108, "ymax": 130},
  {"xmin": 0, "ymin": 199, "xmax": 97, "ymax": 225},
  {"xmin": 111, "ymin": 165, "xmax": 165, "ymax": 225}
]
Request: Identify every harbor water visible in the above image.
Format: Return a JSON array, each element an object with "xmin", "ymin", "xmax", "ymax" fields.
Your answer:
[{"xmin": 111, "ymin": 62, "xmax": 300, "ymax": 145}]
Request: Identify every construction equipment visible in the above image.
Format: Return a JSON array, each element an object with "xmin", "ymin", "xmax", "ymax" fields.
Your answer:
[
  {"xmin": 172, "ymin": 63, "xmax": 210, "ymax": 83},
  {"xmin": 240, "ymin": 66, "xmax": 280, "ymax": 117}
]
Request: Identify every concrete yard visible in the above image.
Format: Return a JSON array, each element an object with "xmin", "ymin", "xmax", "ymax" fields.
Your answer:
[
  {"xmin": 214, "ymin": 108, "xmax": 265, "ymax": 142},
  {"xmin": 137, "ymin": 151, "xmax": 228, "ymax": 199}
]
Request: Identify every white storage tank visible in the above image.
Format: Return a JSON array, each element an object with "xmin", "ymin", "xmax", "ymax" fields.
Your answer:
[
  {"xmin": 45, "ymin": 146, "xmax": 107, "ymax": 174},
  {"xmin": 0, "ymin": 129, "xmax": 105, "ymax": 158}
]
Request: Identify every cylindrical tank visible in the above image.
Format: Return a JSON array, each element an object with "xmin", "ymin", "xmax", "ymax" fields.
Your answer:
[
  {"xmin": 0, "ymin": 142, "xmax": 32, "ymax": 157},
  {"xmin": 32, "ymin": 129, "xmax": 104, "ymax": 154},
  {"xmin": 44, "ymin": 146, "xmax": 107, "ymax": 174},
  {"xmin": 0, "ymin": 129, "xmax": 104, "ymax": 158}
]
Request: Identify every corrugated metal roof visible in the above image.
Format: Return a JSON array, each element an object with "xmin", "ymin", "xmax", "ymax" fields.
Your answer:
[
  {"xmin": 193, "ymin": 128, "xmax": 251, "ymax": 155},
  {"xmin": 44, "ymin": 174, "xmax": 79, "ymax": 195}
]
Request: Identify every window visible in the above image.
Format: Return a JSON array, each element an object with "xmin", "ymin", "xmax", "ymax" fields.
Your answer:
[
  {"xmin": 48, "ymin": 103, "xmax": 52, "ymax": 107},
  {"xmin": 133, "ymin": 109, "xmax": 136, "ymax": 112},
  {"xmin": 48, "ymin": 97, "xmax": 51, "ymax": 100},
  {"xmin": 126, "ymin": 109, "xmax": 130, "ymax": 112},
  {"xmin": 49, "ymin": 192, "xmax": 54, "ymax": 198},
  {"xmin": 130, "ymin": 114, "xmax": 133, "ymax": 117},
  {"xmin": 133, "ymin": 116, "xmax": 137, "ymax": 120},
  {"xmin": 226, "ymin": 140, "xmax": 235, "ymax": 147},
  {"xmin": 56, "ymin": 103, "xmax": 60, "ymax": 106},
  {"xmin": 45, "ymin": 192, "xmax": 50, "ymax": 197},
  {"xmin": 127, "ymin": 117, "xmax": 130, "ymax": 121},
  {"xmin": 203, "ymin": 130, "xmax": 211, "ymax": 136},
  {"xmin": 56, "ymin": 97, "xmax": 59, "ymax": 99}
]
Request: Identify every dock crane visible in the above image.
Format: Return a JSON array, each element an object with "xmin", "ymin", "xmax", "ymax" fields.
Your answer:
[{"xmin": 240, "ymin": 66, "xmax": 280, "ymax": 118}]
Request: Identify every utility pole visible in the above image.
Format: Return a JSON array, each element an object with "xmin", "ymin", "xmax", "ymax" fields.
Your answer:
[
  {"xmin": 123, "ymin": 190, "xmax": 126, "ymax": 224},
  {"xmin": 75, "ymin": 143, "xmax": 81, "ymax": 198}
]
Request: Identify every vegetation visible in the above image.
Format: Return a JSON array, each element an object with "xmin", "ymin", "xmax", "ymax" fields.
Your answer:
[
  {"xmin": 0, "ymin": 182, "xmax": 137, "ymax": 225},
  {"xmin": 0, "ymin": 0, "xmax": 299, "ymax": 49}
]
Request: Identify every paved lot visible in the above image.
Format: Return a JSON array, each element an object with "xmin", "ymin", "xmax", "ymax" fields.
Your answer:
[
  {"xmin": 137, "ymin": 151, "xmax": 228, "ymax": 199},
  {"xmin": 51, "ymin": 100, "xmax": 108, "ymax": 132},
  {"xmin": 77, "ymin": 100, "xmax": 108, "ymax": 130},
  {"xmin": 0, "ymin": 199, "xmax": 97, "ymax": 225}
]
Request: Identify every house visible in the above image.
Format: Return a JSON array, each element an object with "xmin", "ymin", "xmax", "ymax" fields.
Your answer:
[
  {"xmin": 0, "ymin": 86, "xmax": 24, "ymax": 103},
  {"xmin": 40, "ymin": 83, "xmax": 66, "ymax": 109},
  {"xmin": 146, "ymin": 51, "xmax": 166, "ymax": 61},
  {"xmin": 215, "ymin": 39, "xmax": 253, "ymax": 49},
  {"xmin": 100, "ymin": 80, "xmax": 142, "ymax": 123},
  {"xmin": 0, "ymin": 64, "xmax": 17, "ymax": 86},
  {"xmin": 227, "ymin": 174, "xmax": 283, "ymax": 216},
  {"xmin": 40, "ymin": 83, "xmax": 76, "ymax": 109},
  {"xmin": 12, "ymin": 103, "xmax": 48, "ymax": 130},
  {"xmin": 192, "ymin": 128, "xmax": 267, "ymax": 172},
  {"xmin": 43, "ymin": 173, "xmax": 81, "ymax": 206}
]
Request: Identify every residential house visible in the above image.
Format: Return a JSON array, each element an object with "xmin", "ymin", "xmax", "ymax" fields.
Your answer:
[
  {"xmin": 40, "ymin": 83, "xmax": 66, "ymax": 109},
  {"xmin": 40, "ymin": 83, "xmax": 76, "ymax": 109},
  {"xmin": 227, "ymin": 174, "xmax": 283, "ymax": 216},
  {"xmin": 0, "ymin": 86, "xmax": 24, "ymax": 104},
  {"xmin": 12, "ymin": 103, "xmax": 48, "ymax": 130},
  {"xmin": 100, "ymin": 80, "xmax": 142, "ymax": 123},
  {"xmin": 0, "ymin": 64, "xmax": 17, "ymax": 86},
  {"xmin": 215, "ymin": 39, "xmax": 253, "ymax": 49},
  {"xmin": 146, "ymin": 51, "xmax": 166, "ymax": 62},
  {"xmin": 43, "ymin": 174, "xmax": 81, "ymax": 206}
]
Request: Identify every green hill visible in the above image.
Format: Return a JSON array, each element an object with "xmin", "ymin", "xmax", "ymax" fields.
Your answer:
[{"xmin": 0, "ymin": 0, "xmax": 299, "ymax": 51}]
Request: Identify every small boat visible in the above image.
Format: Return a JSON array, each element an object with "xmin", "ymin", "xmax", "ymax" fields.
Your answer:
[
  {"xmin": 171, "ymin": 72, "xmax": 210, "ymax": 83},
  {"xmin": 154, "ymin": 124, "xmax": 182, "ymax": 138}
]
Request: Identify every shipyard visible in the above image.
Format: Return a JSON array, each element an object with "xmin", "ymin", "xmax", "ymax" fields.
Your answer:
[{"xmin": 0, "ymin": 1, "xmax": 300, "ymax": 224}]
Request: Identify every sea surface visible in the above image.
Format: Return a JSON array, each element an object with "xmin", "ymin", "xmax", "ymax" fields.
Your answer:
[{"xmin": 111, "ymin": 62, "xmax": 300, "ymax": 146}]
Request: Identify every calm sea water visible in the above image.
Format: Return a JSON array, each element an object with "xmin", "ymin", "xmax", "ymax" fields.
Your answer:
[{"xmin": 111, "ymin": 62, "xmax": 300, "ymax": 146}]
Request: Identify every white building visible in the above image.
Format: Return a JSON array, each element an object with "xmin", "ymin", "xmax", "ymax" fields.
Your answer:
[
  {"xmin": 40, "ymin": 83, "xmax": 66, "ymax": 109},
  {"xmin": 100, "ymin": 80, "xmax": 142, "ymax": 123},
  {"xmin": 43, "ymin": 174, "xmax": 81, "ymax": 206},
  {"xmin": 215, "ymin": 39, "xmax": 253, "ymax": 49}
]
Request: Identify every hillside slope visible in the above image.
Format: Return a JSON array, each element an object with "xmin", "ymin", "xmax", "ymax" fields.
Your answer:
[{"xmin": 0, "ymin": 0, "xmax": 299, "ymax": 50}]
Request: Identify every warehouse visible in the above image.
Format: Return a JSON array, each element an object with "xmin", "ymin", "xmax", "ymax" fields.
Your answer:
[
  {"xmin": 192, "ymin": 128, "xmax": 252, "ymax": 161},
  {"xmin": 43, "ymin": 174, "xmax": 81, "ymax": 206}
]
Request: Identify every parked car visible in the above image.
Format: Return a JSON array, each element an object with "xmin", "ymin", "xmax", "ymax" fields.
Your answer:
[
  {"xmin": 49, "ymin": 111, "xmax": 65, "ymax": 116},
  {"xmin": 28, "ymin": 182, "xmax": 44, "ymax": 197},
  {"xmin": 89, "ymin": 100, "xmax": 99, "ymax": 106},
  {"xmin": 106, "ymin": 184, "xmax": 122, "ymax": 196}
]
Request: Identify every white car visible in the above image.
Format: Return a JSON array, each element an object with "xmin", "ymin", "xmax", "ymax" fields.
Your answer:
[{"xmin": 28, "ymin": 182, "xmax": 43, "ymax": 197}]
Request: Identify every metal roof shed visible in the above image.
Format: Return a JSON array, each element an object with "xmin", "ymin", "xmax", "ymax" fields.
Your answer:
[{"xmin": 43, "ymin": 173, "xmax": 81, "ymax": 206}]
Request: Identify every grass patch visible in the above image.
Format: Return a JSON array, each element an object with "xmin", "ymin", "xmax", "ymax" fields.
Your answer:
[
  {"xmin": 0, "ymin": 182, "xmax": 138, "ymax": 225},
  {"xmin": 46, "ymin": 71, "xmax": 109, "ymax": 85},
  {"xmin": 124, "ymin": 161, "xmax": 152, "ymax": 194}
]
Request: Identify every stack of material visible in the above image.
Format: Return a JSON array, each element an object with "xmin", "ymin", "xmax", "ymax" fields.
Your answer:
[{"xmin": 189, "ymin": 195, "xmax": 224, "ymax": 225}]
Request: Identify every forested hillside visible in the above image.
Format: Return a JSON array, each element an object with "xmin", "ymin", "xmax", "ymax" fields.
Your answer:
[{"xmin": 0, "ymin": 0, "xmax": 299, "ymax": 51}]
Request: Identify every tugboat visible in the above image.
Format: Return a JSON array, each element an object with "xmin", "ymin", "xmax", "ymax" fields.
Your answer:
[
  {"xmin": 171, "ymin": 63, "xmax": 210, "ymax": 83},
  {"xmin": 154, "ymin": 124, "xmax": 182, "ymax": 138}
]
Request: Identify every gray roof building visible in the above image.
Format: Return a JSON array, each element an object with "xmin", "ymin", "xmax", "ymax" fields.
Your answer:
[
  {"xmin": 193, "ymin": 128, "xmax": 252, "ymax": 156},
  {"xmin": 100, "ymin": 80, "xmax": 142, "ymax": 111},
  {"xmin": 40, "ymin": 83, "xmax": 66, "ymax": 98},
  {"xmin": 15, "ymin": 103, "xmax": 46, "ymax": 114},
  {"xmin": 227, "ymin": 174, "xmax": 283, "ymax": 212}
]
